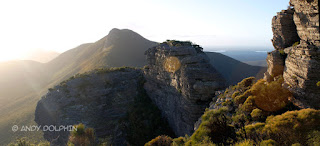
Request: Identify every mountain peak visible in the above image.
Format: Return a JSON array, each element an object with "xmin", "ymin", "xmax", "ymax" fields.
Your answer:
[
  {"xmin": 107, "ymin": 28, "xmax": 142, "ymax": 38},
  {"xmin": 104, "ymin": 28, "xmax": 153, "ymax": 48}
]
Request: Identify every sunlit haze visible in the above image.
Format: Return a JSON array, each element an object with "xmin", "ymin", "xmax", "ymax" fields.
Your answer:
[{"xmin": 0, "ymin": 0, "xmax": 289, "ymax": 62}]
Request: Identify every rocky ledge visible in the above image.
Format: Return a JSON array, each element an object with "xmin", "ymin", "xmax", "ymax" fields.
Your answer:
[
  {"xmin": 265, "ymin": 0, "xmax": 319, "ymax": 108},
  {"xmin": 144, "ymin": 40, "xmax": 226, "ymax": 136}
]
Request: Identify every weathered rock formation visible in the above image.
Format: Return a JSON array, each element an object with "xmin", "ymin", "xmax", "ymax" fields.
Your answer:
[
  {"xmin": 264, "ymin": 50, "xmax": 286, "ymax": 82},
  {"xmin": 144, "ymin": 41, "xmax": 226, "ymax": 136},
  {"xmin": 35, "ymin": 41, "xmax": 227, "ymax": 145},
  {"xmin": 265, "ymin": 0, "xmax": 320, "ymax": 108},
  {"xmin": 271, "ymin": 8, "xmax": 300, "ymax": 50},
  {"xmin": 35, "ymin": 68, "xmax": 143, "ymax": 145}
]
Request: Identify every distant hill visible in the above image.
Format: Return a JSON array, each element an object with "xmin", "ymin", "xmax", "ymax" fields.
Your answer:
[
  {"xmin": 0, "ymin": 28, "xmax": 157, "ymax": 145},
  {"xmin": 21, "ymin": 49, "xmax": 60, "ymax": 63},
  {"xmin": 205, "ymin": 52, "xmax": 266, "ymax": 85},
  {"xmin": 244, "ymin": 60, "xmax": 267, "ymax": 67}
]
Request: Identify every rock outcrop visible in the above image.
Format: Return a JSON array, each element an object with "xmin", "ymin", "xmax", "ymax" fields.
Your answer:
[
  {"xmin": 35, "ymin": 41, "xmax": 228, "ymax": 145},
  {"xmin": 144, "ymin": 41, "xmax": 226, "ymax": 136},
  {"xmin": 265, "ymin": 0, "xmax": 320, "ymax": 109},
  {"xmin": 35, "ymin": 68, "xmax": 143, "ymax": 145},
  {"xmin": 271, "ymin": 8, "xmax": 300, "ymax": 50},
  {"xmin": 263, "ymin": 50, "xmax": 286, "ymax": 82}
]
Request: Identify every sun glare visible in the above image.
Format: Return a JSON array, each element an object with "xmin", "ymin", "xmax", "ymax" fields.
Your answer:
[{"xmin": 0, "ymin": 50, "xmax": 23, "ymax": 62}]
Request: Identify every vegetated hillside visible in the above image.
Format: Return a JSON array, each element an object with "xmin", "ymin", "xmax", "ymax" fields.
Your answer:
[
  {"xmin": 35, "ymin": 67, "xmax": 174, "ymax": 146},
  {"xmin": 45, "ymin": 28, "xmax": 157, "ymax": 86},
  {"xmin": 205, "ymin": 52, "xmax": 266, "ymax": 85},
  {"xmin": 0, "ymin": 28, "xmax": 157, "ymax": 145},
  {"xmin": 146, "ymin": 76, "xmax": 320, "ymax": 145}
]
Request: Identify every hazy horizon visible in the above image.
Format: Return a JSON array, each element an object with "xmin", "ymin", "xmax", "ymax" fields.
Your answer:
[{"xmin": 0, "ymin": 0, "xmax": 289, "ymax": 62}]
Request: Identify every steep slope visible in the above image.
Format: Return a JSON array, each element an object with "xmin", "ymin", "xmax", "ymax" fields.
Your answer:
[
  {"xmin": 0, "ymin": 28, "xmax": 157, "ymax": 145},
  {"xmin": 205, "ymin": 52, "xmax": 266, "ymax": 85},
  {"xmin": 45, "ymin": 28, "xmax": 157, "ymax": 87},
  {"xmin": 35, "ymin": 67, "xmax": 174, "ymax": 146}
]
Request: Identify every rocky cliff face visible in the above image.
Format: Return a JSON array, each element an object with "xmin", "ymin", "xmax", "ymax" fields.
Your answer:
[
  {"xmin": 35, "ymin": 41, "xmax": 227, "ymax": 145},
  {"xmin": 265, "ymin": 0, "xmax": 319, "ymax": 108},
  {"xmin": 35, "ymin": 68, "xmax": 143, "ymax": 145},
  {"xmin": 271, "ymin": 8, "xmax": 300, "ymax": 50},
  {"xmin": 144, "ymin": 41, "xmax": 226, "ymax": 136}
]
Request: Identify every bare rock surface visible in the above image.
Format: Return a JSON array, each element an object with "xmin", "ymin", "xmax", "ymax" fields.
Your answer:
[
  {"xmin": 266, "ymin": 0, "xmax": 320, "ymax": 109},
  {"xmin": 144, "ymin": 42, "xmax": 226, "ymax": 136}
]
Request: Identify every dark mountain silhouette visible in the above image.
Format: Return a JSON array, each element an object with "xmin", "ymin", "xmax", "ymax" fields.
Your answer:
[{"xmin": 205, "ymin": 52, "xmax": 266, "ymax": 85}]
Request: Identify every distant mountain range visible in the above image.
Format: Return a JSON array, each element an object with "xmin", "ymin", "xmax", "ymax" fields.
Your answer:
[{"xmin": 0, "ymin": 28, "xmax": 266, "ymax": 145}]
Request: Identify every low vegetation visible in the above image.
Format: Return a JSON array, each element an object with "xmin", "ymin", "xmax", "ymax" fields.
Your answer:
[
  {"xmin": 145, "ymin": 135, "xmax": 173, "ymax": 146},
  {"xmin": 146, "ymin": 76, "xmax": 319, "ymax": 145},
  {"xmin": 161, "ymin": 40, "xmax": 203, "ymax": 52},
  {"xmin": 8, "ymin": 138, "xmax": 49, "ymax": 146},
  {"xmin": 292, "ymin": 41, "xmax": 300, "ymax": 47},
  {"xmin": 68, "ymin": 123, "xmax": 95, "ymax": 146}
]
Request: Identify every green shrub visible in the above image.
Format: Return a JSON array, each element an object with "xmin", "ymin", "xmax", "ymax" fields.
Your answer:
[
  {"xmin": 244, "ymin": 122, "xmax": 265, "ymax": 141},
  {"xmin": 250, "ymin": 108, "xmax": 265, "ymax": 121},
  {"xmin": 172, "ymin": 137, "xmax": 185, "ymax": 146},
  {"xmin": 232, "ymin": 91, "xmax": 240, "ymax": 99},
  {"xmin": 234, "ymin": 90, "xmax": 252, "ymax": 105},
  {"xmin": 292, "ymin": 41, "xmax": 300, "ymax": 47},
  {"xmin": 186, "ymin": 107, "xmax": 236, "ymax": 145},
  {"xmin": 307, "ymin": 130, "xmax": 320, "ymax": 146},
  {"xmin": 259, "ymin": 139, "xmax": 277, "ymax": 146},
  {"xmin": 8, "ymin": 138, "xmax": 50, "ymax": 146},
  {"xmin": 145, "ymin": 135, "xmax": 173, "ymax": 146},
  {"xmin": 317, "ymin": 81, "xmax": 320, "ymax": 87},
  {"xmin": 241, "ymin": 95, "xmax": 255, "ymax": 112},
  {"xmin": 69, "ymin": 123, "xmax": 95, "ymax": 146},
  {"xmin": 279, "ymin": 49, "xmax": 285, "ymax": 55},
  {"xmin": 234, "ymin": 139, "xmax": 255, "ymax": 146},
  {"xmin": 262, "ymin": 109, "xmax": 320, "ymax": 145},
  {"xmin": 237, "ymin": 77, "xmax": 255, "ymax": 89}
]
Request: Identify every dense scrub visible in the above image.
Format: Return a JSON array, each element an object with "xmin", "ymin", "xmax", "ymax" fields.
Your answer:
[{"xmin": 146, "ymin": 76, "xmax": 320, "ymax": 145}]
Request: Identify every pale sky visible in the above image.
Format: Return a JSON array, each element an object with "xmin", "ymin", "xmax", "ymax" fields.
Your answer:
[{"xmin": 0, "ymin": 0, "xmax": 289, "ymax": 62}]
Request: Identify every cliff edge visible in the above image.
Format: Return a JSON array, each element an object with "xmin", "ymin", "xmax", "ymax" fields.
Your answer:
[
  {"xmin": 265, "ymin": 0, "xmax": 319, "ymax": 108},
  {"xmin": 144, "ymin": 40, "xmax": 226, "ymax": 136}
]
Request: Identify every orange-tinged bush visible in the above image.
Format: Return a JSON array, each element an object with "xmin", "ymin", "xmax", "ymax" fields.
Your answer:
[{"xmin": 250, "ymin": 77, "xmax": 291, "ymax": 112}]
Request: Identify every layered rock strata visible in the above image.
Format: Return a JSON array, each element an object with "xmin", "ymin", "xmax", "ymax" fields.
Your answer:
[
  {"xmin": 266, "ymin": 0, "xmax": 320, "ymax": 108},
  {"xmin": 271, "ymin": 8, "xmax": 300, "ymax": 50},
  {"xmin": 144, "ymin": 42, "xmax": 226, "ymax": 136}
]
